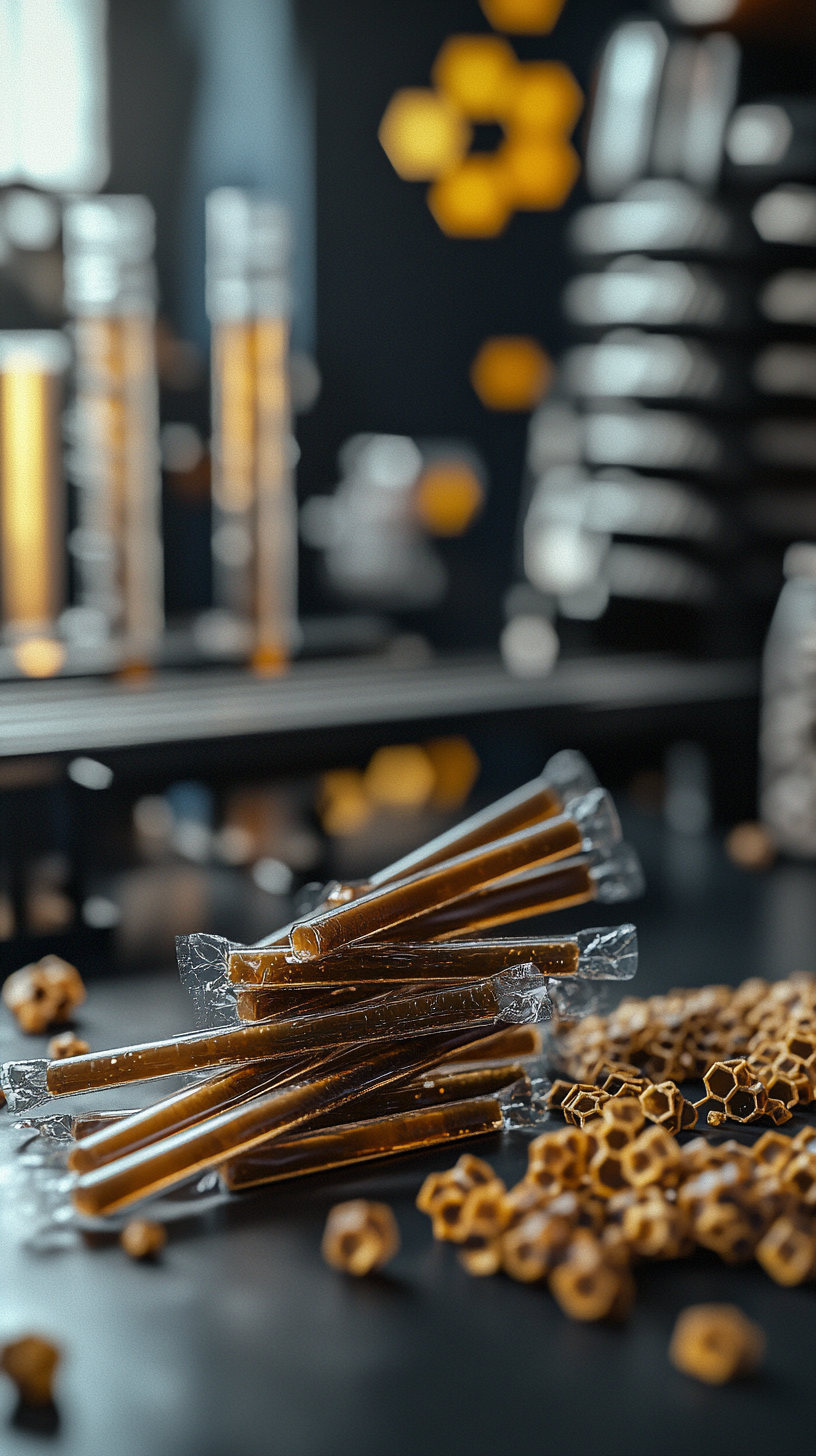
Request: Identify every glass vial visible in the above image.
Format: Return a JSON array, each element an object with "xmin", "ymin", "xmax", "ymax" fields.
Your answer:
[
  {"xmin": 0, "ymin": 331, "xmax": 70, "ymax": 677},
  {"xmin": 63, "ymin": 195, "xmax": 163, "ymax": 668},
  {"xmin": 206, "ymin": 187, "xmax": 297, "ymax": 673}
]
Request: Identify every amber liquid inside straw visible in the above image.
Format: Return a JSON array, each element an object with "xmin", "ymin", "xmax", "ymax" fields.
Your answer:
[
  {"xmin": 235, "ymin": 985, "xmax": 377, "ymax": 1022},
  {"xmin": 221, "ymin": 1097, "xmax": 504, "ymax": 1190},
  {"xmin": 367, "ymin": 777, "xmax": 562, "ymax": 886},
  {"xmin": 50, "ymin": 979, "xmax": 513, "ymax": 1099},
  {"xmin": 70, "ymin": 1026, "xmax": 503, "ymax": 1216},
  {"xmin": 290, "ymin": 815, "xmax": 583, "ymax": 962},
  {"xmin": 68, "ymin": 1061, "xmax": 302, "ymax": 1173},
  {"xmin": 230, "ymin": 937, "xmax": 579, "ymax": 988},
  {"xmin": 394, "ymin": 860, "xmax": 594, "ymax": 941},
  {"xmin": 70, "ymin": 1060, "xmax": 521, "ymax": 1174},
  {"xmin": 434, "ymin": 1023, "xmax": 542, "ymax": 1064}
]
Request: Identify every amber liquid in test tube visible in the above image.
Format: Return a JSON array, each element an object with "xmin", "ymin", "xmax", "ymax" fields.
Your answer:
[
  {"xmin": 63, "ymin": 197, "xmax": 163, "ymax": 667},
  {"xmin": 230, "ymin": 937, "xmax": 580, "ymax": 987},
  {"xmin": 70, "ymin": 1024, "xmax": 509, "ymax": 1216},
  {"xmin": 0, "ymin": 333, "xmax": 70, "ymax": 677},
  {"xmin": 221, "ymin": 1098, "xmax": 505, "ymax": 1191},
  {"xmin": 207, "ymin": 189, "xmax": 297, "ymax": 673},
  {"xmin": 289, "ymin": 811, "xmax": 590, "ymax": 961},
  {"xmin": 45, "ymin": 967, "xmax": 548, "ymax": 1099}
]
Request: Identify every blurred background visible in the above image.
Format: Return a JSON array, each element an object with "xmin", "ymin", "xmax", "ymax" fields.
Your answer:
[{"xmin": 0, "ymin": 0, "xmax": 814, "ymax": 978}]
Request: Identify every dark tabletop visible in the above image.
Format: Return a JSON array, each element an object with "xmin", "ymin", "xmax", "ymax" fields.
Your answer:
[{"xmin": 2, "ymin": 809, "xmax": 816, "ymax": 1456}]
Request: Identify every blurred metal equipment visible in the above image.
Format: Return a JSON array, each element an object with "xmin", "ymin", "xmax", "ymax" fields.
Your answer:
[
  {"xmin": 204, "ymin": 187, "xmax": 298, "ymax": 674},
  {"xmin": 513, "ymin": 2, "xmax": 816, "ymax": 649},
  {"xmin": 63, "ymin": 195, "xmax": 164, "ymax": 667},
  {"xmin": 761, "ymin": 544, "xmax": 816, "ymax": 857},
  {"xmin": 0, "ymin": 331, "xmax": 70, "ymax": 677},
  {"xmin": 301, "ymin": 435, "xmax": 485, "ymax": 612}
]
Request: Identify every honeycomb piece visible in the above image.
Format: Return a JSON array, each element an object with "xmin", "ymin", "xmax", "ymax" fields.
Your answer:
[
  {"xmin": 501, "ymin": 1204, "xmax": 575, "ymax": 1282},
  {"xmin": 548, "ymin": 1232, "xmax": 634, "ymax": 1322},
  {"xmin": 669, "ymin": 1304, "xmax": 765, "ymax": 1384},
  {"xmin": 640, "ymin": 1081, "xmax": 690, "ymax": 1134},
  {"xmin": 704, "ymin": 1058, "xmax": 755, "ymax": 1101},
  {"xmin": 498, "ymin": 1177, "xmax": 549, "ymax": 1229},
  {"xmin": 562, "ymin": 1085, "xmax": 610, "ymax": 1128},
  {"xmin": 752, "ymin": 1130, "xmax": 794, "ymax": 1174},
  {"xmin": 756, "ymin": 1064, "xmax": 801, "ymax": 1110},
  {"xmin": 755, "ymin": 1213, "xmax": 816, "ymax": 1286},
  {"xmin": 693, "ymin": 1200, "xmax": 759, "ymax": 1265},
  {"xmin": 479, "ymin": 0, "xmax": 567, "ymax": 34},
  {"xmin": 378, "ymin": 89, "xmax": 471, "ymax": 182},
  {"xmin": 767, "ymin": 1098, "xmax": 794, "ymax": 1125},
  {"xmin": 458, "ymin": 1177, "xmax": 508, "ymax": 1243},
  {"xmin": 545, "ymin": 1078, "xmax": 579, "ymax": 1109},
  {"xmin": 120, "ymin": 1219, "xmax": 167, "ymax": 1260},
  {"xmin": 1, "ymin": 1335, "xmax": 60, "ymax": 1406},
  {"xmin": 527, "ymin": 1126, "xmax": 587, "ymax": 1189},
  {"xmin": 621, "ymin": 1127, "xmax": 681, "ymax": 1189},
  {"xmin": 458, "ymin": 1238, "xmax": 503, "ymax": 1277},
  {"xmin": 416, "ymin": 1170, "xmax": 457, "ymax": 1216},
  {"xmin": 2, "ymin": 956, "xmax": 85, "ymax": 1034},
  {"xmin": 781, "ymin": 1152, "xmax": 816, "ymax": 1208},
  {"xmin": 588, "ymin": 1145, "xmax": 628, "ymax": 1196},
  {"xmin": 430, "ymin": 1182, "xmax": 471, "ymax": 1242},
  {"xmin": 321, "ymin": 1200, "xmax": 400, "ymax": 1276},
  {"xmin": 773, "ymin": 1052, "xmax": 813, "ymax": 1104},
  {"xmin": 601, "ymin": 1096, "xmax": 644, "ymax": 1139},
  {"xmin": 622, "ymin": 1191, "xmax": 692, "ymax": 1260},
  {"xmin": 708, "ymin": 1109, "xmax": 727, "ymax": 1127},
  {"xmin": 47, "ymin": 1031, "xmax": 90, "ymax": 1060}
]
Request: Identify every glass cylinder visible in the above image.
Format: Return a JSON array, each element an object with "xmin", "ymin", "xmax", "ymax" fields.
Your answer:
[
  {"xmin": 63, "ymin": 195, "xmax": 164, "ymax": 667},
  {"xmin": 0, "ymin": 331, "xmax": 70, "ymax": 677},
  {"xmin": 206, "ymin": 187, "xmax": 297, "ymax": 673}
]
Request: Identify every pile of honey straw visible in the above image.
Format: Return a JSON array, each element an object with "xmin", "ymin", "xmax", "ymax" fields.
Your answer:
[{"xmin": 0, "ymin": 751, "xmax": 644, "ymax": 1221}]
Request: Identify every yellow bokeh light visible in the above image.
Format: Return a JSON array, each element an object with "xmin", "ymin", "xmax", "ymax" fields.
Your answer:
[
  {"xmin": 505, "ymin": 62, "xmax": 583, "ymax": 134},
  {"xmin": 471, "ymin": 336, "xmax": 553, "ymax": 411},
  {"xmin": 479, "ymin": 0, "xmax": 566, "ymax": 33},
  {"xmin": 415, "ymin": 461, "xmax": 485, "ymax": 536},
  {"xmin": 364, "ymin": 745, "xmax": 436, "ymax": 810},
  {"xmin": 378, "ymin": 89, "xmax": 472, "ymax": 181},
  {"xmin": 13, "ymin": 637, "xmax": 66, "ymax": 679},
  {"xmin": 428, "ymin": 156, "xmax": 510, "ymax": 238},
  {"xmin": 424, "ymin": 737, "xmax": 481, "ymax": 810},
  {"xmin": 498, "ymin": 134, "xmax": 580, "ymax": 209},
  {"xmin": 432, "ymin": 35, "xmax": 517, "ymax": 121},
  {"xmin": 318, "ymin": 770, "xmax": 373, "ymax": 838}
]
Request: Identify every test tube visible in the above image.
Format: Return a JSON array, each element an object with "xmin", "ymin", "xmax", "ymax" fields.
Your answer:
[
  {"xmin": 5, "ymin": 964, "xmax": 551, "ymax": 1107},
  {"xmin": 63, "ymin": 197, "xmax": 164, "ymax": 666},
  {"xmin": 220, "ymin": 1098, "xmax": 505, "ymax": 1191},
  {"xmin": 69, "ymin": 1024, "xmax": 517, "ymax": 1215},
  {"xmin": 289, "ymin": 788, "xmax": 619, "ymax": 961},
  {"xmin": 206, "ymin": 188, "xmax": 297, "ymax": 672},
  {"xmin": 0, "ymin": 332, "xmax": 71, "ymax": 676}
]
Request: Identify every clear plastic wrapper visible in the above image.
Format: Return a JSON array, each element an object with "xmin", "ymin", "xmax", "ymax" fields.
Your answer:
[
  {"xmin": 288, "ymin": 788, "xmax": 620, "ymax": 962},
  {"xmin": 229, "ymin": 925, "xmax": 636, "ymax": 988},
  {"xmin": 220, "ymin": 1097, "xmax": 507, "ymax": 1190},
  {"xmin": 0, "ymin": 965, "xmax": 552, "ymax": 1112},
  {"xmin": 69, "ymin": 1024, "xmax": 522, "ymax": 1216},
  {"xmin": 69, "ymin": 1060, "xmax": 525, "ymax": 1175},
  {"xmin": 230, "ymin": 936, "xmax": 580, "ymax": 987}
]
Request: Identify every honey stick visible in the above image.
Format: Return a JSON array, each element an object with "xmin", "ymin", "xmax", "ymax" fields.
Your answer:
[
  {"xmin": 26, "ymin": 965, "xmax": 550, "ymax": 1103},
  {"xmin": 69, "ymin": 1025, "xmax": 512, "ymax": 1216},
  {"xmin": 220, "ymin": 1097, "xmax": 505, "ymax": 1190},
  {"xmin": 67, "ymin": 1061, "xmax": 305, "ymax": 1173},
  {"xmin": 230, "ymin": 937, "xmax": 581, "ymax": 987},
  {"xmin": 288, "ymin": 795, "xmax": 618, "ymax": 962},
  {"xmin": 400, "ymin": 860, "xmax": 595, "ymax": 938},
  {"xmin": 72, "ymin": 1061, "xmax": 524, "ymax": 1175}
]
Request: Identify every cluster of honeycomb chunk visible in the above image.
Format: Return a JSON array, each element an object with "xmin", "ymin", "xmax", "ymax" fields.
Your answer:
[
  {"xmin": 417, "ymin": 1107, "xmax": 816, "ymax": 1320},
  {"xmin": 553, "ymin": 973, "xmax": 816, "ymax": 1128}
]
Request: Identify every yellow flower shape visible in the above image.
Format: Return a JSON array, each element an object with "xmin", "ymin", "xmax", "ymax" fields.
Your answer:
[{"xmin": 379, "ymin": 34, "xmax": 583, "ymax": 237}]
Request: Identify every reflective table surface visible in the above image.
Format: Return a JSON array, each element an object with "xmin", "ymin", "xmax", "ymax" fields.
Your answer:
[{"xmin": 2, "ymin": 810, "xmax": 816, "ymax": 1456}]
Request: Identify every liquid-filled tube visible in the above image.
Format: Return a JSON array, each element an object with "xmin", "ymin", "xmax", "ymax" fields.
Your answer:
[
  {"xmin": 230, "ymin": 936, "xmax": 581, "ymax": 987},
  {"xmin": 220, "ymin": 1097, "xmax": 505, "ymax": 1190}
]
